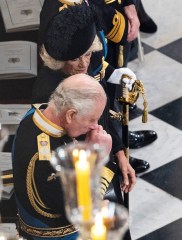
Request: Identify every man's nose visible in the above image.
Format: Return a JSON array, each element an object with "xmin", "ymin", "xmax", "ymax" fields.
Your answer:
[
  {"xmin": 79, "ymin": 58, "xmax": 88, "ymax": 68},
  {"xmin": 90, "ymin": 123, "xmax": 99, "ymax": 130}
]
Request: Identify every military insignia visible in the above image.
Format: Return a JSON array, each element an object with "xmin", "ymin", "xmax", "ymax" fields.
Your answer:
[
  {"xmin": 100, "ymin": 166, "xmax": 115, "ymax": 196},
  {"xmin": 106, "ymin": 10, "xmax": 125, "ymax": 43},
  {"xmin": 37, "ymin": 133, "xmax": 51, "ymax": 161},
  {"xmin": 47, "ymin": 173, "xmax": 57, "ymax": 182}
]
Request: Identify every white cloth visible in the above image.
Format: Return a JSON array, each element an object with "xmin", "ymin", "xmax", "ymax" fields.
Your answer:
[{"xmin": 107, "ymin": 68, "xmax": 136, "ymax": 90}]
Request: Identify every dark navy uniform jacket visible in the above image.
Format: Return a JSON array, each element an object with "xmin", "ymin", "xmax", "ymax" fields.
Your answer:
[{"xmin": 13, "ymin": 104, "xmax": 78, "ymax": 239}]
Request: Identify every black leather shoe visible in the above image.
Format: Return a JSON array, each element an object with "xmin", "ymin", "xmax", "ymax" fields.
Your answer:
[
  {"xmin": 140, "ymin": 18, "xmax": 157, "ymax": 34},
  {"xmin": 129, "ymin": 130, "xmax": 157, "ymax": 149},
  {"xmin": 129, "ymin": 156, "xmax": 150, "ymax": 174}
]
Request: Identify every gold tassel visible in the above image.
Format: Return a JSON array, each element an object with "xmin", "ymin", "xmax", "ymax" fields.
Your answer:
[
  {"xmin": 142, "ymin": 100, "xmax": 148, "ymax": 123},
  {"xmin": 117, "ymin": 45, "xmax": 124, "ymax": 67}
]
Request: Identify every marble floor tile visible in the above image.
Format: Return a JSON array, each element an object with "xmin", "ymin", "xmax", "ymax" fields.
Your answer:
[
  {"xmin": 128, "ymin": 51, "xmax": 182, "ymax": 111},
  {"xmin": 141, "ymin": 156, "xmax": 182, "ymax": 200},
  {"xmin": 137, "ymin": 218, "xmax": 182, "ymax": 240},
  {"xmin": 151, "ymin": 97, "xmax": 182, "ymax": 130},
  {"xmin": 127, "ymin": 2, "xmax": 182, "ymax": 238},
  {"xmin": 158, "ymin": 38, "xmax": 182, "ymax": 64},
  {"xmin": 129, "ymin": 114, "xmax": 182, "ymax": 173},
  {"xmin": 129, "ymin": 179, "xmax": 182, "ymax": 240}
]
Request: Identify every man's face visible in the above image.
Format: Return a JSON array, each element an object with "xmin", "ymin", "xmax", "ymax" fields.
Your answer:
[
  {"xmin": 62, "ymin": 50, "xmax": 92, "ymax": 75},
  {"xmin": 65, "ymin": 101, "xmax": 105, "ymax": 138}
]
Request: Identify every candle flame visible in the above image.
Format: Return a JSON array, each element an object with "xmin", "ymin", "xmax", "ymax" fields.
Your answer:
[
  {"xmin": 95, "ymin": 212, "xmax": 104, "ymax": 226},
  {"xmin": 91, "ymin": 212, "xmax": 107, "ymax": 240},
  {"xmin": 0, "ymin": 236, "xmax": 6, "ymax": 240},
  {"xmin": 77, "ymin": 149, "xmax": 88, "ymax": 168},
  {"xmin": 101, "ymin": 205, "xmax": 109, "ymax": 218},
  {"xmin": 72, "ymin": 148, "xmax": 79, "ymax": 163}
]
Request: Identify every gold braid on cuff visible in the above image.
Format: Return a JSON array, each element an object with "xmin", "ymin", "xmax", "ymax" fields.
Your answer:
[{"xmin": 18, "ymin": 215, "xmax": 77, "ymax": 238}]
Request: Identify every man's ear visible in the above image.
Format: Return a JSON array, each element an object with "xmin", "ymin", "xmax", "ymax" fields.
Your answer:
[{"xmin": 65, "ymin": 109, "xmax": 77, "ymax": 124}]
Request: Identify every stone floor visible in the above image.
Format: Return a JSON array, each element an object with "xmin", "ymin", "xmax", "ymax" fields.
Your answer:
[{"xmin": 128, "ymin": 0, "xmax": 182, "ymax": 239}]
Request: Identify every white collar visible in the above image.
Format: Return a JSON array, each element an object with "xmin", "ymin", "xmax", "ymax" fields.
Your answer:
[{"xmin": 32, "ymin": 104, "xmax": 66, "ymax": 138}]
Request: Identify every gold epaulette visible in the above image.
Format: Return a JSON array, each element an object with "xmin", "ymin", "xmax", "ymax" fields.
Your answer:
[{"xmin": 106, "ymin": 10, "xmax": 126, "ymax": 43}]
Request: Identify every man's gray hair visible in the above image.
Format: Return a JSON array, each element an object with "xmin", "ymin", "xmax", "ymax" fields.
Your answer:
[
  {"xmin": 40, "ymin": 34, "xmax": 103, "ymax": 70},
  {"xmin": 49, "ymin": 74, "xmax": 106, "ymax": 116}
]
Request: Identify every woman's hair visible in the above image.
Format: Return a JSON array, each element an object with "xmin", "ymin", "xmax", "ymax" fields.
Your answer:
[
  {"xmin": 49, "ymin": 74, "xmax": 106, "ymax": 116},
  {"xmin": 40, "ymin": 34, "xmax": 102, "ymax": 70}
]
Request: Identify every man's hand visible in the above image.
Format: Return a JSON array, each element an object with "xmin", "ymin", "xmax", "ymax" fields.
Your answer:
[
  {"xmin": 124, "ymin": 4, "xmax": 140, "ymax": 42},
  {"xmin": 115, "ymin": 150, "xmax": 136, "ymax": 193},
  {"xmin": 85, "ymin": 125, "xmax": 112, "ymax": 155}
]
